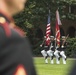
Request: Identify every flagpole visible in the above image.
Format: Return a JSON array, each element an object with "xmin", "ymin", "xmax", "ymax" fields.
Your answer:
[
  {"xmin": 55, "ymin": 11, "xmax": 57, "ymax": 51},
  {"xmin": 55, "ymin": 36, "xmax": 56, "ymax": 49},
  {"xmin": 49, "ymin": 10, "xmax": 50, "ymax": 14},
  {"xmin": 55, "ymin": 23, "xmax": 57, "ymax": 50}
]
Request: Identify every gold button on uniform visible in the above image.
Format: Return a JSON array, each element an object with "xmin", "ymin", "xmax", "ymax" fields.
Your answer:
[{"xmin": 0, "ymin": 17, "xmax": 6, "ymax": 23}]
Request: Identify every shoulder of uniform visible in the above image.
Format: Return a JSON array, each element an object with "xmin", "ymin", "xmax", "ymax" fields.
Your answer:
[
  {"xmin": 0, "ymin": 17, "xmax": 11, "ymax": 37},
  {"xmin": 0, "ymin": 17, "xmax": 6, "ymax": 24}
]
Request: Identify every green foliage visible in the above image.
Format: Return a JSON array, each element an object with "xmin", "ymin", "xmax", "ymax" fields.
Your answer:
[
  {"xmin": 13, "ymin": 1, "xmax": 76, "ymax": 57},
  {"xmin": 66, "ymin": 38, "xmax": 76, "ymax": 57},
  {"xmin": 14, "ymin": 0, "xmax": 76, "ymax": 33}
]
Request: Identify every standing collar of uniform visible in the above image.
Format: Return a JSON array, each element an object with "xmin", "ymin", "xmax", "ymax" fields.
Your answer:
[{"xmin": 0, "ymin": 11, "xmax": 14, "ymax": 23}]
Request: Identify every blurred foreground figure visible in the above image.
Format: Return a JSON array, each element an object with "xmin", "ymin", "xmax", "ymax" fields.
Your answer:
[
  {"xmin": 69, "ymin": 61, "xmax": 76, "ymax": 75},
  {"xmin": 0, "ymin": 0, "xmax": 36, "ymax": 75}
]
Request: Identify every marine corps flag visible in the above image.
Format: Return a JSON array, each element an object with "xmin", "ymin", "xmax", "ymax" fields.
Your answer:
[
  {"xmin": 46, "ymin": 10, "xmax": 51, "ymax": 46},
  {"xmin": 55, "ymin": 10, "xmax": 62, "ymax": 46}
]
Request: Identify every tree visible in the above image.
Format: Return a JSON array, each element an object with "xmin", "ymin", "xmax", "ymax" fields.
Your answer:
[
  {"xmin": 14, "ymin": 0, "xmax": 76, "ymax": 54},
  {"xmin": 14, "ymin": 0, "xmax": 76, "ymax": 29}
]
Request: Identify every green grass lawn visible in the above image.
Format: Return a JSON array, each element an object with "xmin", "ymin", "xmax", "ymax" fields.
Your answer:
[{"xmin": 34, "ymin": 58, "xmax": 74, "ymax": 75}]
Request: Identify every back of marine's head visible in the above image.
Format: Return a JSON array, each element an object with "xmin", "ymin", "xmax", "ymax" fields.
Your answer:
[{"xmin": 1, "ymin": 0, "xmax": 27, "ymax": 15}]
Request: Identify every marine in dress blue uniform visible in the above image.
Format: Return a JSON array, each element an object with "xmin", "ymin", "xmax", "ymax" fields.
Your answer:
[{"xmin": 0, "ymin": 0, "xmax": 37, "ymax": 74}]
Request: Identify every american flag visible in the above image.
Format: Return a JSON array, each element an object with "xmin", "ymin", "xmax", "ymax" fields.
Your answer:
[
  {"xmin": 55, "ymin": 10, "xmax": 62, "ymax": 46},
  {"xmin": 46, "ymin": 10, "xmax": 51, "ymax": 46}
]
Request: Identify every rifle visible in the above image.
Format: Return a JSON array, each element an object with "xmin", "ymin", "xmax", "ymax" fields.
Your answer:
[
  {"xmin": 40, "ymin": 39, "xmax": 46, "ymax": 47},
  {"xmin": 62, "ymin": 34, "xmax": 69, "ymax": 46}
]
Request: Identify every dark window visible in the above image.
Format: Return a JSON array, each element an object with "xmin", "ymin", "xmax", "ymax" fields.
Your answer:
[
  {"xmin": 69, "ymin": 5, "xmax": 76, "ymax": 14},
  {"xmin": 67, "ymin": 26, "xmax": 76, "ymax": 38},
  {"xmin": 60, "ymin": 28, "xmax": 65, "ymax": 36}
]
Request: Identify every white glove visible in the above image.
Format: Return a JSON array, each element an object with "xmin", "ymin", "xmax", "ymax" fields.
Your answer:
[
  {"xmin": 40, "ymin": 45, "xmax": 42, "ymax": 47},
  {"xmin": 61, "ymin": 45, "xmax": 64, "ymax": 48},
  {"xmin": 51, "ymin": 46, "xmax": 53, "ymax": 48}
]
